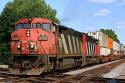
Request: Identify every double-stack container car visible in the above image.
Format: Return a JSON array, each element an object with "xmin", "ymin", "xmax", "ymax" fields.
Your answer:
[
  {"xmin": 88, "ymin": 31, "xmax": 124, "ymax": 62},
  {"xmin": 88, "ymin": 31, "xmax": 110, "ymax": 62},
  {"xmin": 120, "ymin": 44, "xmax": 125, "ymax": 57},
  {"xmin": 113, "ymin": 41, "xmax": 121, "ymax": 60}
]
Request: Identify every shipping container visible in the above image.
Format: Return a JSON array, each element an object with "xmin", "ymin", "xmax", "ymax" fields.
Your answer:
[
  {"xmin": 108, "ymin": 37, "xmax": 113, "ymax": 49},
  {"xmin": 100, "ymin": 47, "xmax": 110, "ymax": 56},
  {"xmin": 113, "ymin": 41, "xmax": 120, "ymax": 51},
  {"xmin": 88, "ymin": 31, "xmax": 108, "ymax": 48},
  {"xmin": 113, "ymin": 41, "xmax": 121, "ymax": 60},
  {"xmin": 120, "ymin": 44, "xmax": 125, "ymax": 51}
]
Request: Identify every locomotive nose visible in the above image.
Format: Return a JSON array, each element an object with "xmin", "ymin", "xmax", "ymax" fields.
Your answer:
[
  {"xmin": 17, "ymin": 41, "xmax": 37, "ymax": 54},
  {"xmin": 13, "ymin": 29, "xmax": 39, "ymax": 55}
]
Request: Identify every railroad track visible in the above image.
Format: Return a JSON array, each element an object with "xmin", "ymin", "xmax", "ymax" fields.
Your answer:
[{"xmin": 0, "ymin": 59, "xmax": 125, "ymax": 83}]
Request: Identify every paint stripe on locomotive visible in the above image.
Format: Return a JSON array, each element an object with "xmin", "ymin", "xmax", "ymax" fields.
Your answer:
[
  {"xmin": 72, "ymin": 36, "xmax": 77, "ymax": 54},
  {"xmin": 60, "ymin": 34, "xmax": 69, "ymax": 54},
  {"xmin": 67, "ymin": 35, "xmax": 73, "ymax": 54},
  {"xmin": 59, "ymin": 37, "xmax": 63, "ymax": 54},
  {"xmin": 76, "ymin": 37, "xmax": 80, "ymax": 53}
]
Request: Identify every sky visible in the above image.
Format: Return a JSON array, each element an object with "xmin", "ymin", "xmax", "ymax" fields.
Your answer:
[{"xmin": 0, "ymin": 0, "xmax": 125, "ymax": 44}]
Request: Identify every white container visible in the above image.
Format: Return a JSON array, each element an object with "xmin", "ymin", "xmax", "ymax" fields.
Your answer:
[
  {"xmin": 100, "ymin": 47, "xmax": 110, "ymax": 56},
  {"xmin": 88, "ymin": 32, "xmax": 99, "ymax": 39},
  {"xmin": 120, "ymin": 44, "xmax": 125, "ymax": 51},
  {"xmin": 113, "ymin": 41, "xmax": 120, "ymax": 51},
  {"xmin": 88, "ymin": 31, "xmax": 108, "ymax": 48}
]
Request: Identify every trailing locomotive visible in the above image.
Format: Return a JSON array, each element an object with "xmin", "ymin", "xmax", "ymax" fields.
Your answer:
[{"xmin": 10, "ymin": 18, "xmax": 125, "ymax": 75}]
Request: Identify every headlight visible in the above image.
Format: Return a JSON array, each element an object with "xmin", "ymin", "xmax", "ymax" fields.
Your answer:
[
  {"xmin": 17, "ymin": 45, "xmax": 21, "ymax": 49},
  {"xmin": 17, "ymin": 42, "xmax": 21, "ymax": 50},
  {"xmin": 39, "ymin": 34, "xmax": 47, "ymax": 41},
  {"xmin": 29, "ymin": 41, "xmax": 34, "ymax": 49},
  {"xmin": 30, "ymin": 45, "xmax": 34, "ymax": 49}
]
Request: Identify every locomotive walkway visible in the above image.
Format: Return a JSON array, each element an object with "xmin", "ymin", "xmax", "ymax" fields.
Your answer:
[{"xmin": 0, "ymin": 59, "xmax": 125, "ymax": 83}]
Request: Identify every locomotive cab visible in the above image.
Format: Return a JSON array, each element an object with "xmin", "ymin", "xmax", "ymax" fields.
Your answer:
[
  {"xmin": 11, "ymin": 18, "xmax": 58, "ymax": 55},
  {"xmin": 10, "ymin": 18, "xmax": 58, "ymax": 75}
]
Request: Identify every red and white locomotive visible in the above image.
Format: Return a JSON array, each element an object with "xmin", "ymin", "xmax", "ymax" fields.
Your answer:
[{"xmin": 10, "ymin": 18, "xmax": 124, "ymax": 75}]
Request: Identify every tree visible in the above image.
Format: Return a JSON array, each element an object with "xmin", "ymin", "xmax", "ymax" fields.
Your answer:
[
  {"xmin": 0, "ymin": 0, "xmax": 60, "ymax": 64},
  {"xmin": 100, "ymin": 29, "xmax": 120, "ymax": 43}
]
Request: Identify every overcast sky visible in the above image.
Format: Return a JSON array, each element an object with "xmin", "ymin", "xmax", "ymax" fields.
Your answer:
[{"xmin": 0, "ymin": 0, "xmax": 125, "ymax": 44}]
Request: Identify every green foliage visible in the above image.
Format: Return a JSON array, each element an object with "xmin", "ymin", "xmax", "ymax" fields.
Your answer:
[
  {"xmin": 0, "ymin": 44, "xmax": 10, "ymax": 64},
  {"xmin": 100, "ymin": 29, "xmax": 120, "ymax": 43},
  {"xmin": 0, "ymin": 0, "xmax": 59, "ymax": 64}
]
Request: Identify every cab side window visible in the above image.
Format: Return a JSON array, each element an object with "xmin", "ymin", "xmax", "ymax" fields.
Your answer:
[
  {"xmin": 32, "ymin": 23, "xmax": 41, "ymax": 28},
  {"xmin": 32, "ymin": 24, "xmax": 37, "ymax": 28},
  {"xmin": 16, "ymin": 24, "xmax": 23, "ymax": 30},
  {"xmin": 42, "ymin": 23, "xmax": 50, "ymax": 31},
  {"xmin": 24, "ymin": 23, "xmax": 30, "ymax": 29},
  {"xmin": 16, "ymin": 23, "xmax": 30, "ymax": 29}
]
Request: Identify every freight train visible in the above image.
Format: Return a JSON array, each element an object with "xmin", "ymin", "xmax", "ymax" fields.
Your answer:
[{"xmin": 9, "ymin": 18, "xmax": 125, "ymax": 75}]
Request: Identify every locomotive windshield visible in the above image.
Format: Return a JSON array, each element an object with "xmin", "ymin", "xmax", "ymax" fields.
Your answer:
[
  {"xmin": 32, "ymin": 23, "xmax": 41, "ymax": 28},
  {"xmin": 43, "ymin": 23, "xmax": 50, "ymax": 31},
  {"xmin": 16, "ymin": 23, "xmax": 51, "ymax": 31},
  {"xmin": 16, "ymin": 23, "xmax": 30, "ymax": 29},
  {"xmin": 32, "ymin": 23, "xmax": 50, "ymax": 31}
]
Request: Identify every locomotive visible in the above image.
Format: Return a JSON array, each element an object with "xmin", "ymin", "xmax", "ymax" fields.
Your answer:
[{"xmin": 10, "ymin": 18, "xmax": 124, "ymax": 75}]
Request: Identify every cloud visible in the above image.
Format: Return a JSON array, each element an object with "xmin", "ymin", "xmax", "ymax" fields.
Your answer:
[
  {"xmin": 93, "ymin": 9, "xmax": 111, "ymax": 16},
  {"xmin": 86, "ymin": 26, "xmax": 99, "ymax": 31},
  {"xmin": 115, "ymin": 0, "xmax": 125, "ymax": 6},
  {"xmin": 60, "ymin": 0, "xmax": 83, "ymax": 24},
  {"xmin": 88, "ymin": 27, "xmax": 95, "ymax": 30},
  {"xmin": 89, "ymin": 0, "xmax": 118, "ymax": 3},
  {"xmin": 116, "ymin": 21, "xmax": 125, "ymax": 29},
  {"xmin": 60, "ymin": 17, "xmax": 72, "ymax": 23}
]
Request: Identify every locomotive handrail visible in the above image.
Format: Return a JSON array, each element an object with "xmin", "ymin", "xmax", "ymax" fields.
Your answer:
[{"xmin": 39, "ymin": 41, "xmax": 48, "ymax": 65}]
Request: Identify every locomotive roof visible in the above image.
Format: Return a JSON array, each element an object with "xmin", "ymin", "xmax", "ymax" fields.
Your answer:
[
  {"xmin": 58, "ymin": 25, "xmax": 83, "ymax": 34},
  {"xmin": 59, "ymin": 25, "xmax": 99, "ymax": 42}
]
